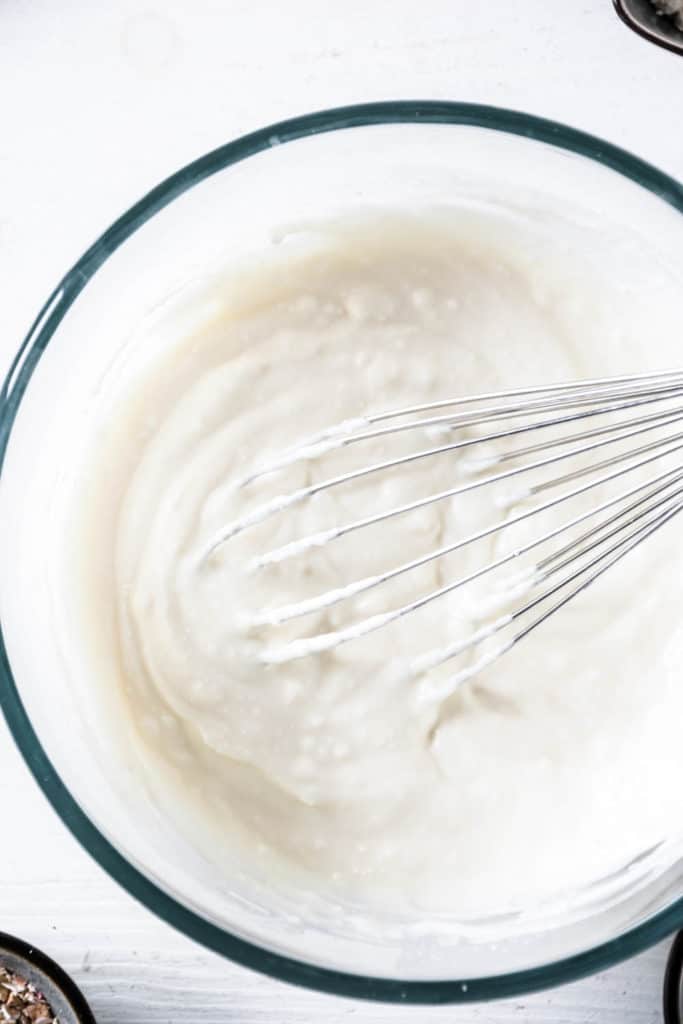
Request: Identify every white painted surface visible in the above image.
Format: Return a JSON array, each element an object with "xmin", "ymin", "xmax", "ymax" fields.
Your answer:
[{"xmin": 0, "ymin": 1, "xmax": 681, "ymax": 1020}]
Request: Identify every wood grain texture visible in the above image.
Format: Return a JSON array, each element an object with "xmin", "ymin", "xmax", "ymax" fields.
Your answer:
[{"xmin": 1, "ymin": 1, "xmax": 681, "ymax": 1020}]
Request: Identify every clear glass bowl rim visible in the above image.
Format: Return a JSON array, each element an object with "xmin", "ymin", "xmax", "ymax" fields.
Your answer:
[{"xmin": 1, "ymin": 101, "xmax": 683, "ymax": 1005}]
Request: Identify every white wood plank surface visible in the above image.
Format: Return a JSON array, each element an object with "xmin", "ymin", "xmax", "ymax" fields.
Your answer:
[{"xmin": 1, "ymin": 2, "xmax": 682, "ymax": 1020}]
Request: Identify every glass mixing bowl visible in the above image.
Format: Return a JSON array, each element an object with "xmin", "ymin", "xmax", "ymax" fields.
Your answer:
[{"xmin": 1, "ymin": 102, "xmax": 683, "ymax": 1004}]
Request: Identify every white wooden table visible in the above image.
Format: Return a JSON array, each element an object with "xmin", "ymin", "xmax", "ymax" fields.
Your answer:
[{"xmin": 1, "ymin": 2, "xmax": 682, "ymax": 1020}]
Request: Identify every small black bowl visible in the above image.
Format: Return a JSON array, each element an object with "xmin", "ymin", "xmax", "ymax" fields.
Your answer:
[
  {"xmin": 664, "ymin": 932, "xmax": 683, "ymax": 1024},
  {"xmin": 614, "ymin": 0, "xmax": 683, "ymax": 54},
  {"xmin": 0, "ymin": 932, "xmax": 95, "ymax": 1023}
]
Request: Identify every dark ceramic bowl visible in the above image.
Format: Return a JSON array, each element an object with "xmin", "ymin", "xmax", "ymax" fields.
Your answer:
[
  {"xmin": 0, "ymin": 933, "xmax": 95, "ymax": 1024},
  {"xmin": 614, "ymin": 0, "xmax": 683, "ymax": 54},
  {"xmin": 665, "ymin": 933, "xmax": 683, "ymax": 1024}
]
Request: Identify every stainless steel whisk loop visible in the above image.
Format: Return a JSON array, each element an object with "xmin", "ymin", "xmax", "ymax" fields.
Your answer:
[{"xmin": 206, "ymin": 368, "xmax": 683, "ymax": 687}]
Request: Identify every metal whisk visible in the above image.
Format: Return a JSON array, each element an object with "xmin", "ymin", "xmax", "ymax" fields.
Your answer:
[{"xmin": 204, "ymin": 368, "xmax": 683, "ymax": 692}]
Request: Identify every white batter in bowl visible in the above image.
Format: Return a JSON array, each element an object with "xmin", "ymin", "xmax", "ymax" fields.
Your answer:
[{"xmin": 74, "ymin": 205, "xmax": 683, "ymax": 921}]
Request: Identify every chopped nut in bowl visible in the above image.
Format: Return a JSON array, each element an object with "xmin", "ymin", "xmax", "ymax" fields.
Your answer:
[{"xmin": 0, "ymin": 935, "xmax": 95, "ymax": 1024}]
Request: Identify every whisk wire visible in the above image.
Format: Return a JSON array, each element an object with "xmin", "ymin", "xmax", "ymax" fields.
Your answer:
[{"xmin": 219, "ymin": 368, "xmax": 683, "ymax": 681}]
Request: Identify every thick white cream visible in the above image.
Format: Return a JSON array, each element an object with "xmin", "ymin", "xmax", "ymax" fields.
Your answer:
[{"xmin": 77, "ymin": 210, "xmax": 683, "ymax": 922}]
